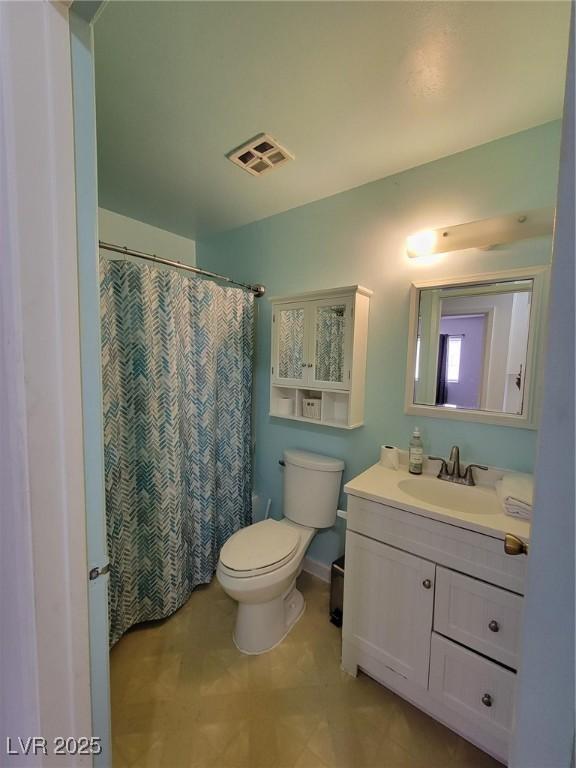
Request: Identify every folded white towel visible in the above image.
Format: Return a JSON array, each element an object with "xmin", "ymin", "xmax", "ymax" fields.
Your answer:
[{"xmin": 496, "ymin": 474, "xmax": 534, "ymax": 520}]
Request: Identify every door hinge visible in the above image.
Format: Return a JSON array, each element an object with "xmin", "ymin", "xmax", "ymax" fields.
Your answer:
[
  {"xmin": 273, "ymin": 314, "xmax": 275, "ymax": 322},
  {"xmin": 89, "ymin": 563, "xmax": 110, "ymax": 581},
  {"xmin": 348, "ymin": 370, "xmax": 351, "ymax": 380},
  {"xmin": 272, "ymin": 366, "xmax": 274, "ymax": 375}
]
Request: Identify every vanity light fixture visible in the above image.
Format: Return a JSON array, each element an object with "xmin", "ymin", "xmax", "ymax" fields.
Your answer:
[{"xmin": 406, "ymin": 207, "xmax": 555, "ymax": 258}]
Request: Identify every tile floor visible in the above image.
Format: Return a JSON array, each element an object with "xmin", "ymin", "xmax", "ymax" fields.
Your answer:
[{"xmin": 111, "ymin": 572, "xmax": 502, "ymax": 768}]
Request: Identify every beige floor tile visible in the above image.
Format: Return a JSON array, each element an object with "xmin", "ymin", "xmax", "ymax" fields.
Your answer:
[
  {"xmin": 450, "ymin": 738, "xmax": 505, "ymax": 768},
  {"xmin": 199, "ymin": 648, "xmax": 253, "ymax": 695},
  {"xmin": 293, "ymin": 746, "xmax": 332, "ymax": 768},
  {"xmin": 360, "ymin": 736, "xmax": 415, "ymax": 768},
  {"xmin": 110, "ymin": 573, "xmax": 502, "ymax": 768},
  {"xmin": 196, "ymin": 691, "xmax": 253, "ymax": 724},
  {"xmin": 274, "ymin": 713, "xmax": 324, "ymax": 767},
  {"xmin": 386, "ymin": 700, "xmax": 457, "ymax": 766}
]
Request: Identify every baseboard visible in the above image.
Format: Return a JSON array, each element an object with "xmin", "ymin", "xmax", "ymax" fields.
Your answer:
[{"xmin": 302, "ymin": 556, "xmax": 331, "ymax": 583}]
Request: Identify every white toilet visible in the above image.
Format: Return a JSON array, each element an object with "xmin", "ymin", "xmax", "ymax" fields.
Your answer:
[{"xmin": 217, "ymin": 449, "xmax": 344, "ymax": 654}]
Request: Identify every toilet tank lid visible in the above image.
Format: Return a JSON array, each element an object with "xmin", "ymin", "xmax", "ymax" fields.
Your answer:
[{"xmin": 284, "ymin": 449, "xmax": 344, "ymax": 472}]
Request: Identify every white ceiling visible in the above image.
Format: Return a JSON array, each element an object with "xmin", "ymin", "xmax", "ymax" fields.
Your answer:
[{"xmin": 94, "ymin": 1, "xmax": 570, "ymax": 240}]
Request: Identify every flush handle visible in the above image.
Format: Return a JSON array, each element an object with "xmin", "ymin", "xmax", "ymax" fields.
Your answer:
[
  {"xmin": 422, "ymin": 579, "xmax": 432, "ymax": 590},
  {"xmin": 481, "ymin": 693, "xmax": 493, "ymax": 708},
  {"xmin": 488, "ymin": 619, "xmax": 500, "ymax": 633}
]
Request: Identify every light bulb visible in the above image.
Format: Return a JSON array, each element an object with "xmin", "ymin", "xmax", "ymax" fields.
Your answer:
[{"xmin": 406, "ymin": 230, "xmax": 438, "ymax": 258}]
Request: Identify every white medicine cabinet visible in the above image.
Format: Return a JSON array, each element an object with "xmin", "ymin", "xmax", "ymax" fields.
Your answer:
[{"xmin": 269, "ymin": 285, "xmax": 372, "ymax": 428}]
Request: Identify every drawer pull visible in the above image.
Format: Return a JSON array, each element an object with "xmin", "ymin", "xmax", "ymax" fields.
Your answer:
[
  {"xmin": 481, "ymin": 693, "xmax": 493, "ymax": 707},
  {"xmin": 422, "ymin": 579, "xmax": 432, "ymax": 589},
  {"xmin": 488, "ymin": 619, "xmax": 500, "ymax": 633}
]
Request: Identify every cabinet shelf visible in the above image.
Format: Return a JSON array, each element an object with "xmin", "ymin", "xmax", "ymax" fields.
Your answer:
[
  {"xmin": 270, "ymin": 385, "xmax": 364, "ymax": 429},
  {"xmin": 270, "ymin": 286, "xmax": 371, "ymax": 429}
]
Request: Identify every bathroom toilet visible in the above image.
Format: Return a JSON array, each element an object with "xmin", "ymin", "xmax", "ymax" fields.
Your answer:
[{"xmin": 217, "ymin": 449, "xmax": 344, "ymax": 654}]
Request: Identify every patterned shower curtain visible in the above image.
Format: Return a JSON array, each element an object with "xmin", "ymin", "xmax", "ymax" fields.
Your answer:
[{"xmin": 100, "ymin": 259, "xmax": 253, "ymax": 645}]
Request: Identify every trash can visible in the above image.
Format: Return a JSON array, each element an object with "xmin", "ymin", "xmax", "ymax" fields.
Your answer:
[{"xmin": 329, "ymin": 555, "xmax": 345, "ymax": 627}]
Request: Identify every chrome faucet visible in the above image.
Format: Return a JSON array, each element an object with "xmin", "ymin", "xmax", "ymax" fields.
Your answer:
[{"xmin": 429, "ymin": 445, "xmax": 488, "ymax": 486}]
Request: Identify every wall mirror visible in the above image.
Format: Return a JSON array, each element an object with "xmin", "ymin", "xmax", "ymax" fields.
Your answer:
[{"xmin": 405, "ymin": 267, "xmax": 549, "ymax": 427}]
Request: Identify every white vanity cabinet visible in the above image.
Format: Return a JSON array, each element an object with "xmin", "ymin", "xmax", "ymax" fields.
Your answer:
[
  {"xmin": 269, "ymin": 286, "xmax": 371, "ymax": 428},
  {"xmin": 342, "ymin": 492, "xmax": 526, "ymax": 764}
]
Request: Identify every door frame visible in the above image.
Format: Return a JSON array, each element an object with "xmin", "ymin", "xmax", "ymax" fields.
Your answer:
[
  {"xmin": 69, "ymin": 3, "xmax": 111, "ymax": 766},
  {"xmin": 439, "ymin": 309, "xmax": 494, "ymax": 410},
  {"xmin": 509, "ymin": 12, "xmax": 575, "ymax": 767}
]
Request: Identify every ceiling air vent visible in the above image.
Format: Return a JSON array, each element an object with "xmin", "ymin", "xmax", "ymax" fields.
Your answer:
[{"xmin": 227, "ymin": 133, "xmax": 294, "ymax": 176}]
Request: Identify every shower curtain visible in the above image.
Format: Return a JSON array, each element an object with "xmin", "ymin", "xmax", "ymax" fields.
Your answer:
[{"xmin": 100, "ymin": 259, "xmax": 253, "ymax": 645}]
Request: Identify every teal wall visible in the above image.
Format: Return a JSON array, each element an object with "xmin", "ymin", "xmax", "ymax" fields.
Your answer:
[{"xmin": 198, "ymin": 122, "xmax": 561, "ymax": 566}]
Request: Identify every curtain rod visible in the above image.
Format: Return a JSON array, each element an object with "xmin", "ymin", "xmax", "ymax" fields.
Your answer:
[{"xmin": 99, "ymin": 240, "xmax": 266, "ymax": 297}]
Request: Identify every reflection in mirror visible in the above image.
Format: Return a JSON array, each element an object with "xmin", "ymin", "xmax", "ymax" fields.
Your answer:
[
  {"xmin": 315, "ymin": 304, "xmax": 346, "ymax": 383},
  {"xmin": 278, "ymin": 308, "xmax": 305, "ymax": 379},
  {"xmin": 413, "ymin": 279, "xmax": 533, "ymax": 415}
]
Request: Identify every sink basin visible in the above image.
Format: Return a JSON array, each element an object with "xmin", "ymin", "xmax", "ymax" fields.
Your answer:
[{"xmin": 397, "ymin": 477, "xmax": 498, "ymax": 516}]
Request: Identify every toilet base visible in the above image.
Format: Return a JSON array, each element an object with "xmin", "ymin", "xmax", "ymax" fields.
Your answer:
[{"xmin": 233, "ymin": 582, "xmax": 305, "ymax": 655}]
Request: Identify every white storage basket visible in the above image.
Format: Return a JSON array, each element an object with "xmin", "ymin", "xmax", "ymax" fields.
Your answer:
[{"xmin": 302, "ymin": 397, "xmax": 321, "ymax": 420}]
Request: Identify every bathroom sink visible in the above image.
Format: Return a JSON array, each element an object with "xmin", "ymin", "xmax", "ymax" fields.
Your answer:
[{"xmin": 397, "ymin": 477, "xmax": 497, "ymax": 516}]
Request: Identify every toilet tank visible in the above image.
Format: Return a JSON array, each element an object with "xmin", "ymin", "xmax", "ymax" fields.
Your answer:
[{"xmin": 283, "ymin": 449, "xmax": 344, "ymax": 528}]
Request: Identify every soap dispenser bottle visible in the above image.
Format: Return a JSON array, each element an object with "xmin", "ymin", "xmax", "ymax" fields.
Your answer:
[{"xmin": 409, "ymin": 427, "xmax": 423, "ymax": 475}]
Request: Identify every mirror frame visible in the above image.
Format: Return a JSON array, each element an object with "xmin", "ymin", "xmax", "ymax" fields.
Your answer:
[{"xmin": 404, "ymin": 266, "xmax": 550, "ymax": 429}]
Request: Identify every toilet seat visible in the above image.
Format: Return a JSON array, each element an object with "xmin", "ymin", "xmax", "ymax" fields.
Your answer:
[{"xmin": 219, "ymin": 519, "xmax": 300, "ymax": 578}]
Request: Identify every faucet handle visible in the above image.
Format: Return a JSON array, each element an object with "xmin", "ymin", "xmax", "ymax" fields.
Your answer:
[
  {"xmin": 463, "ymin": 463, "xmax": 488, "ymax": 485},
  {"xmin": 429, "ymin": 457, "xmax": 449, "ymax": 477}
]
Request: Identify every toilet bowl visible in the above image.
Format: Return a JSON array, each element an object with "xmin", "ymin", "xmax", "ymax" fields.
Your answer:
[{"xmin": 217, "ymin": 449, "xmax": 344, "ymax": 654}]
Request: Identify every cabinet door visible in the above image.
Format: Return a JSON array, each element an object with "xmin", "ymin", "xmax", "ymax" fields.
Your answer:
[
  {"xmin": 309, "ymin": 297, "xmax": 352, "ymax": 390},
  {"xmin": 343, "ymin": 531, "xmax": 435, "ymax": 687},
  {"xmin": 272, "ymin": 303, "xmax": 308, "ymax": 385}
]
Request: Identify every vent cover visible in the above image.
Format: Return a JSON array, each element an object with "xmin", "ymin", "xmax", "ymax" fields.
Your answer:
[{"xmin": 227, "ymin": 133, "xmax": 294, "ymax": 176}]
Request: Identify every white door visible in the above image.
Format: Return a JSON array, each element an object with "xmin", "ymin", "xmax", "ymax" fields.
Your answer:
[
  {"xmin": 309, "ymin": 297, "xmax": 353, "ymax": 390},
  {"xmin": 272, "ymin": 302, "xmax": 310, "ymax": 386},
  {"xmin": 343, "ymin": 531, "xmax": 435, "ymax": 687},
  {"xmin": 1, "ymin": 1, "xmax": 97, "ymax": 759}
]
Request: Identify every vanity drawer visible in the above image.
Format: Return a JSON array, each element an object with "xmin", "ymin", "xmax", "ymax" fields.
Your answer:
[
  {"xmin": 346, "ymin": 495, "xmax": 526, "ymax": 594},
  {"xmin": 429, "ymin": 633, "xmax": 516, "ymax": 746},
  {"xmin": 434, "ymin": 567, "xmax": 522, "ymax": 669}
]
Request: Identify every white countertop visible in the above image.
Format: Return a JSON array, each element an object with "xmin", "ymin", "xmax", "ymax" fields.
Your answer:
[{"xmin": 344, "ymin": 462, "xmax": 531, "ymax": 542}]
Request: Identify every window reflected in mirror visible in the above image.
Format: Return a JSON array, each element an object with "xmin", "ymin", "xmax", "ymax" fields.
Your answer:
[{"xmin": 412, "ymin": 279, "xmax": 533, "ymax": 415}]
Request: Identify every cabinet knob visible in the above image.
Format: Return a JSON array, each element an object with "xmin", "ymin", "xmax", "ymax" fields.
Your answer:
[
  {"xmin": 481, "ymin": 693, "xmax": 493, "ymax": 708},
  {"xmin": 422, "ymin": 579, "xmax": 432, "ymax": 589},
  {"xmin": 488, "ymin": 619, "xmax": 500, "ymax": 633}
]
